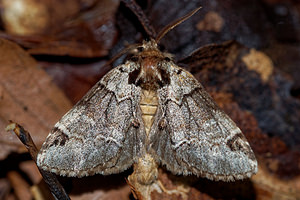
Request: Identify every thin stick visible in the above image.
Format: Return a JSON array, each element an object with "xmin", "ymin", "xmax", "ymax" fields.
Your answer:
[
  {"xmin": 6, "ymin": 122, "xmax": 71, "ymax": 200},
  {"xmin": 156, "ymin": 7, "xmax": 202, "ymax": 43},
  {"xmin": 121, "ymin": 0, "xmax": 156, "ymax": 39}
]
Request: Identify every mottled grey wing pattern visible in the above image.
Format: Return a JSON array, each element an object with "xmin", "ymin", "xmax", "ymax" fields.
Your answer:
[
  {"xmin": 37, "ymin": 62, "xmax": 146, "ymax": 177},
  {"xmin": 150, "ymin": 63, "xmax": 257, "ymax": 181}
]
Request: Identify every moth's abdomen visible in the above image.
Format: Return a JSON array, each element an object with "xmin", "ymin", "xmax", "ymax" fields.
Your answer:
[{"xmin": 140, "ymin": 90, "xmax": 158, "ymax": 135}]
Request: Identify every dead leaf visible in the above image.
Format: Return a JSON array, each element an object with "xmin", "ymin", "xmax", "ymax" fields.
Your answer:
[
  {"xmin": 41, "ymin": 60, "xmax": 110, "ymax": 104},
  {"xmin": 1, "ymin": 0, "xmax": 83, "ymax": 35},
  {"xmin": 0, "ymin": 38, "xmax": 72, "ymax": 160},
  {"xmin": 0, "ymin": 0, "xmax": 119, "ymax": 57}
]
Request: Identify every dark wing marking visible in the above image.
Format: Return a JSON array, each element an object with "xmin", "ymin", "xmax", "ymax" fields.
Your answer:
[
  {"xmin": 37, "ymin": 62, "xmax": 146, "ymax": 177},
  {"xmin": 150, "ymin": 63, "xmax": 257, "ymax": 181}
]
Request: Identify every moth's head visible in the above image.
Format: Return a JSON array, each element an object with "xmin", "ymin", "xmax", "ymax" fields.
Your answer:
[
  {"xmin": 132, "ymin": 39, "xmax": 172, "ymax": 61},
  {"xmin": 128, "ymin": 39, "xmax": 172, "ymax": 90}
]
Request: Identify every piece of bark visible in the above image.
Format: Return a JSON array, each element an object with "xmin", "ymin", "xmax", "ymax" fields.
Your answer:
[{"xmin": 0, "ymin": 38, "xmax": 72, "ymax": 160}]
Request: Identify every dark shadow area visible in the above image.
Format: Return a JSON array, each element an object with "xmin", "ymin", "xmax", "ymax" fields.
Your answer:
[
  {"xmin": 60, "ymin": 167, "xmax": 133, "ymax": 196},
  {"xmin": 194, "ymin": 178, "xmax": 256, "ymax": 200}
]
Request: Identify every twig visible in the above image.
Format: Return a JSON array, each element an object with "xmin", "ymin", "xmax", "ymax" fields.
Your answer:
[
  {"xmin": 6, "ymin": 122, "xmax": 71, "ymax": 200},
  {"xmin": 121, "ymin": 0, "xmax": 156, "ymax": 39}
]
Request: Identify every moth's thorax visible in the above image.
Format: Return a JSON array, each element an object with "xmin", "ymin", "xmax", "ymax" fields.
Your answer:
[
  {"xmin": 140, "ymin": 90, "xmax": 158, "ymax": 136},
  {"xmin": 132, "ymin": 40, "xmax": 171, "ymax": 90},
  {"xmin": 138, "ymin": 56, "xmax": 163, "ymax": 90}
]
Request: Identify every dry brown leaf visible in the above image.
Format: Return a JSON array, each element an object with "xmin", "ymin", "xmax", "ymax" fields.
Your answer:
[
  {"xmin": 0, "ymin": 38, "xmax": 72, "ymax": 160},
  {"xmin": 42, "ymin": 60, "xmax": 110, "ymax": 104},
  {"xmin": 0, "ymin": 0, "xmax": 120, "ymax": 57},
  {"xmin": 2, "ymin": 0, "xmax": 84, "ymax": 35}
]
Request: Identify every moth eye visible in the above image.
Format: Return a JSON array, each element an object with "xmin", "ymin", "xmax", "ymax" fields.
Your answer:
[
  {"xmin": 137, "ymin": 47, "xmax": 144, "ymax": 52},
  {"xmin": 164, "ymin": 57, "xmax": 171, "ymax": 62},
  {"xmin": 129, "ymin": 56, "xmax": 139, "ymax": 62},
  {"xmin": 119, "ymin": 67, "xmax": 126, "ymax": 73}
]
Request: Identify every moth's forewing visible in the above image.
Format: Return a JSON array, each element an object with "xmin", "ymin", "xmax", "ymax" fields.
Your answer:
[
  {"xmin": 149, "ymin": 62, "xmax": 257, "ymax": 181},
  {"xmin": 37, "ymin": 63, "xmax": 147, "ymax": 177}
]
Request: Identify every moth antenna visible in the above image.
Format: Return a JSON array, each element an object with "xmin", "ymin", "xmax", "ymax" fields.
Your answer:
[
  {"xmin": 155, "ymin": 7, "xmax": 202, "ymax": 44},
  {"xmin": 122, "ymin": 0, "xmax": 156, "ymax": 39}
]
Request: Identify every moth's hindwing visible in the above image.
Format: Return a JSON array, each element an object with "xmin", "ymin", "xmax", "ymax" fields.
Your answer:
[
  {"xmin": 37, "ymin": 62, "xmax": 146, "ymax": 177},
  {"xmin": 149, "ymin": 63, "xmax": 257, "ymax": 181}
]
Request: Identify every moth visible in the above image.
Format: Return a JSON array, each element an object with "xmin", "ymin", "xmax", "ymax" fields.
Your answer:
[{"xmin": 37, "ymin": 5, "xmax": 257, "ymax": 199}]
